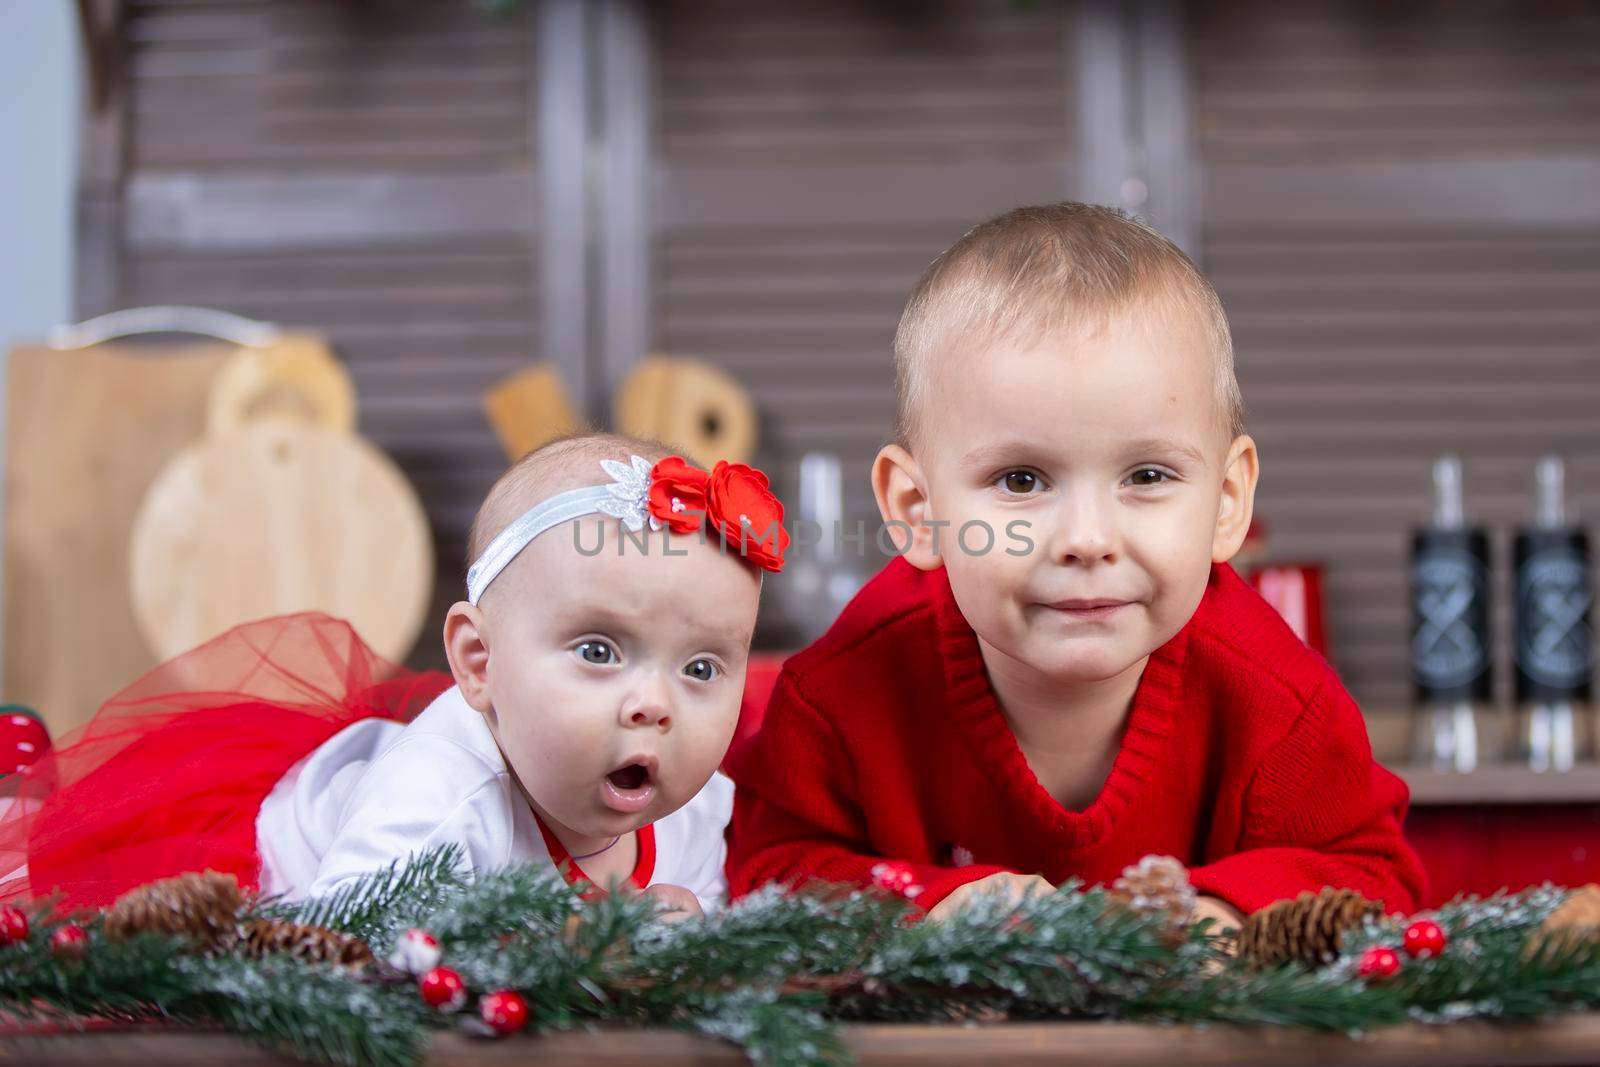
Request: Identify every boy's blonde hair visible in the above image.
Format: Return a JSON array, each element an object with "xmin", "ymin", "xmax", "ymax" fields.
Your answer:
[{"xmin": 892, "ymin": 202, "xmax": 1244, "ymax": 453}]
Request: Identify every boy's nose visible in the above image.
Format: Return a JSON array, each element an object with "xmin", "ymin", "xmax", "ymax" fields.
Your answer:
[{"xmin": 1054, "ymin": 493, "xmax": 1120, "ymax": 564}]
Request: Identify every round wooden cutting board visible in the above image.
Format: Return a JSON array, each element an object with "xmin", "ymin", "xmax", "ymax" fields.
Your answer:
[
  {"xmin": 613, "ymin": 356, "xmax": 758, "ymax": 467},
  {"xmin": 206, "ymin": 334, "xmax": 357, "ymax": 438},
  {"xmin": 129, "ymin": 421, "xmax": 433, "ymax": 665}
]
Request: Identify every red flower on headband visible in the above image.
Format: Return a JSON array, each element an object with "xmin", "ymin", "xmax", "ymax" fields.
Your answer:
[
  {"xmin": 707, "ymin": 460, "xmax": 789, "ymax": 573},
  {"xmin": 647, "ymin": 456, "xmax": 710, "ymax": 535},
  {"xmin": 644, "ymin": 455, "xmax": 788, "ymax": 572}
]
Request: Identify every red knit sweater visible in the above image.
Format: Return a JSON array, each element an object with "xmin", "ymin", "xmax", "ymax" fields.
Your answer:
[{"xmin": 725, "ymin": 557, "xmax": 1426, "ymax": 915}]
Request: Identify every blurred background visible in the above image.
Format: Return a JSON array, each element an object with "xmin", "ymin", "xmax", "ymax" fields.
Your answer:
[{"xmin": 2, "ymin": 0, "xmax": 1597, "ymax": 839}]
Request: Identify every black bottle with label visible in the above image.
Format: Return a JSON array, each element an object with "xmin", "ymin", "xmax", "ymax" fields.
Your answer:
[
  {"xmin": 1410, "ymin": 455, "xmax": 1492, "ymax": 771},
  {"xmin": 1513, "ymin": 455, "xmax": 1594, "ymax": 771}
]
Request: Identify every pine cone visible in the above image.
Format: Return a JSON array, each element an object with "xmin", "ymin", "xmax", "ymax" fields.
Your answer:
[
  {"xmin": 944, "ymin": 1001, "xmax": 1010, "ymax": 1025},
  {"xmin": 1108, "ymin": 855, "xmax": 1196, "ymax": 942},
  {"xmin": 1237, "ymin": 887, "xmax": 1380, "ymax": 969},
  {"xmin": 1527, "ymin": 884, "xmax": 1600, "ymax": 961},
  {"xmin": 239, "ymin": 918, "xmax": 373, "ymax": 969},
  {"xmin": 103, "ymin": 870, "xmax": 245, "ymax": 953}
]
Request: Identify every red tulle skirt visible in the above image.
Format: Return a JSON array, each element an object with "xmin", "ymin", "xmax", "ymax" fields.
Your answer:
[{"xmin": 0, "ymin": 614, "xmax": 452, "ymax": 911}]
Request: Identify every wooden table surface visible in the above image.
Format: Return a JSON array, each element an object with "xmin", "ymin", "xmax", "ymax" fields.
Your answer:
[{"xmin": 6, "ymin": 1015, "xmax": 1600, "ymax": 1066}]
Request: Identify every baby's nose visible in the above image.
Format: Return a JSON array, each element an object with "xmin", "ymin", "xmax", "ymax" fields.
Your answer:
[
  {"xmin": 620, "ymin": 681, "xmax": 674, "ymax": 729},
  {"xmin": 627, "ymin": 703, "xmax": 671, "ymax": 728}
]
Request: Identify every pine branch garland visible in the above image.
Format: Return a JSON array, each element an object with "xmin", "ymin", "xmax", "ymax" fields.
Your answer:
[
  {"xmin": 689, "ymin": 989, "xmax": 847, "ymax": 1067},
  {"xmin": 0, "ymin": 918, "xmax": 195, "ymax": 1023},
  {"xmin": 8, "ymin": 850, "xmax": 1600, "ymax": 1067},
  {"xmin": 271, "ymin": 844, "xmax": 469, "ymax": 945},
  {"xmin": 177, "ymin": 954, "xmax": 426, "ymax": 1067},
  {"xmin": 1127, "ymin": 959, "xmax": 1407, "ymax": 1030}
]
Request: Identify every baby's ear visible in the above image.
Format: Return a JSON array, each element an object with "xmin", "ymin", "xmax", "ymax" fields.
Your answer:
[
  {"xmin": 443, "ymin": 602, "xmax": 494, "ymax": 713},
  {"xmin": 871, "ymin": 443, "xmax": 943, "ymax": 572},
  {"xmin": 1212, "ymin": 434, "xmax": 1261, "ymax": 564}
]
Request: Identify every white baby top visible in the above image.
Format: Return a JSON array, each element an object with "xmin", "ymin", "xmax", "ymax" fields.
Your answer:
[{"xmin": 255, "ymin": 684, "xmax": 733, "ymax": 912}]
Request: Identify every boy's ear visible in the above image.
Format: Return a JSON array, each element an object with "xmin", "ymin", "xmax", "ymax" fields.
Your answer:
[
  {"xmin": 443, "ymin": 602, "xmax": 494, "ymax": 713},
  {"xmin": 871, "ymin": 443, "xmax": 944, "ymax": 572},
  {"xmin": 1212, "ymin": 434, "xmax": 1260, "ymax": 564}
]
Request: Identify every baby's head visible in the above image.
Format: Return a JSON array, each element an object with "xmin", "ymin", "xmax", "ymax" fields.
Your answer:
[
  {"xmin": 874, "ymin": 203, "xmax": 1259, "ymax": 684},
  {"xmin": 444, "ymin": 431, "xmax": 779, "ymax": 846}
]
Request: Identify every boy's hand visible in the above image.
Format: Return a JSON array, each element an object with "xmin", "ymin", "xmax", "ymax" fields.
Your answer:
[
  {"xmin": 640, "ymin": 882, "xmax": 704, "ymax": 923},
  {"xmin": 1193, "ymin": 894, "xmax": 1245, "ymax": 949},
  {"xmin": 927, "ymin": 872, "xmax": 1055, "ymax": 922}
]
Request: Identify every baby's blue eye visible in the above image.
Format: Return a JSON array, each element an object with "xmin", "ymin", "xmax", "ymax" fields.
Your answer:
[
  {"xmin": 576, "ymin": 641, "xmax": 617, "ymax": 665},
  {"xmin": 998, "ymin": 470, "xmax": 1043, "ymax": 495},
  {"xmin": 1127, "ymin": 468, "xmax": 1169, "ymax": 487},
  {"xmin": 684, "ymin": 659, "xmax": 718, "ymax": 682}
]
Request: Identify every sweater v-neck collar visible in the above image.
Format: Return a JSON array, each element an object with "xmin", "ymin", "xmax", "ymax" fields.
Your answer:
[{"xmin": 929, "ymin": 563, "xmax": 1188, "ymax": 850}]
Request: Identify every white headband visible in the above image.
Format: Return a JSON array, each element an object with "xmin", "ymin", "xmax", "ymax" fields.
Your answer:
[{"xmin": 466, "ymin": 455, "xmax": 663, "ymax": 606}]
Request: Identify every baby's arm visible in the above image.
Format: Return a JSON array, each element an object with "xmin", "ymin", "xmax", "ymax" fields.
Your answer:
[
  {"xmin": 305, "ymin": 737, "xmax": 505, "ymax": 900},
  {"xmin": 1187, "ymin": 677, "xmax": 1427, "ymax": 916},
  {"xmin": 659, "ymin": 770, "xmax": 733, "ymax": 914},
  {"xmin": 726, "ymin": 674, "xmax": 1014, "ymax": 911}
]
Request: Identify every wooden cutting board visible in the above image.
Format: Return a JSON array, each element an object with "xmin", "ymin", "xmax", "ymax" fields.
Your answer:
[
  {"xmin": 483, "ymin": 362, "xmax": 579, "ymax": 462},
  {"xmin": 128, "ymin": 421, "xmax": 434, "ymax": 667},
  {"xmin": 3, "ymin": 341, "xmax": 231, "ymax": 735},
  {"xmin": 613, "ymin": 356, "xmax": 758, "ymax": 467},
  {"xmin": 206, "ymin": 332, "xmax": 356, "ymax": 437}
]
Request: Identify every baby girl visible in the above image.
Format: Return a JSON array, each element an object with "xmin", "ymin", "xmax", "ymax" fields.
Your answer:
[{"xmin": 3, "ymin": 431, "xmax": 787, "ymax": 917}]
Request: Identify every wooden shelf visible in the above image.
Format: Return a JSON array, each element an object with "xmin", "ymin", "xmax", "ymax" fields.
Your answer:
[
  {"xmin": 8, "ymin": 1016, "xmax": 1600, "ymax": 1067},
  {"xmin": 1400, "ymin": 764, "xmax": 1600, "ymax": 806}
]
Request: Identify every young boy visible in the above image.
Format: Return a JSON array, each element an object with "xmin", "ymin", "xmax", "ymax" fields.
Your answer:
[{"xmin": 724, "ymin": 203, "xmax": 1425, "ymax": 929}]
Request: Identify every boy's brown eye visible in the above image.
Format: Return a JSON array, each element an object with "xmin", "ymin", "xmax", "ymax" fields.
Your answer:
[
  {"xmin": 1129, "ymin": 469, "xmax": 1166, "ymax": 486},
  {"xmin": 1002, "ymin": 472, "xmax": 1038, "ymax": 494}
]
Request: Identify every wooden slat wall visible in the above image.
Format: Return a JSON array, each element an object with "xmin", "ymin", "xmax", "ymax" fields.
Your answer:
[
  {"xmin": 656, "ymin": 1, "xmax": 1076, "ymax": 162},
  {"xmin": 91, "ymin": 0, "xmax": 1600, "ymax": 684},
  {"xmin": 112, "ymin": 0, "xmax": 540, "ymax": 668},
  {"xmin": 647, "ymin": 0, "xmax": 1079, "ymax": 644},
  {"xmin": 1197, "ymin": 1, "xmax": 1600, "ymax": 159},
  {"xmin": 128, "ymin": 0, "xmax": 530, "ymax": 171},
  {"xmin": 1194, "ymin": 0, "xmax": 1600, "ymax": 708}
]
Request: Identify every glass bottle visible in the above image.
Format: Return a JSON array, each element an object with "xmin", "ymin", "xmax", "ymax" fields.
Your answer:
[
  {"xmin": 779, "ymin": 452, "xmax": 865, "ymax": 643},
  {"xmin": 1513, "ymin": 456, "xmax": 1594, "ymax": 771},
  {"xmin": 1409, "ymin": 455, "xmax": 1493, "ymax": 771}
]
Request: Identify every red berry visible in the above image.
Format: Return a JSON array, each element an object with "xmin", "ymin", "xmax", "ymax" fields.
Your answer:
[
  {"xmin": 479, "ymin": 990, "xmax": 529, "ymax": 1036},
  {"xmin": 0, "ymin": 906, "xmax": 29, "ymax": 946},
  {"xmin": 869, "ymin": 862, "xmax": 924, "ymax": 900},
  {"xmin": 1357, "ymin": 945, "xmax": 1402, "ymax": 981},
  {"xmin": 0, "ymin": 708, "xmax": 49, "ymax": 776},
  {"xmin": 418, "ymin": 966, "xmax": 468, "ymax": 1012},
  {"xmin": 50, "ymin": 924, "xmax": 88, "ymax": 958},
  {"xmin": 1403, "ymin": 918, "xmax": 1448, "ymax": 959}
]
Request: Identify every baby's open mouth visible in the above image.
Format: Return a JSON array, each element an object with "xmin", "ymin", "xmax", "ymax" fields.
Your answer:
[
  {"xmin": 607, "ymin": 763, "xmax": 651, "ymax": 791},
  {"xmin": 600, "ymin": 755, "xmax": 658, "ymax": 814}
]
